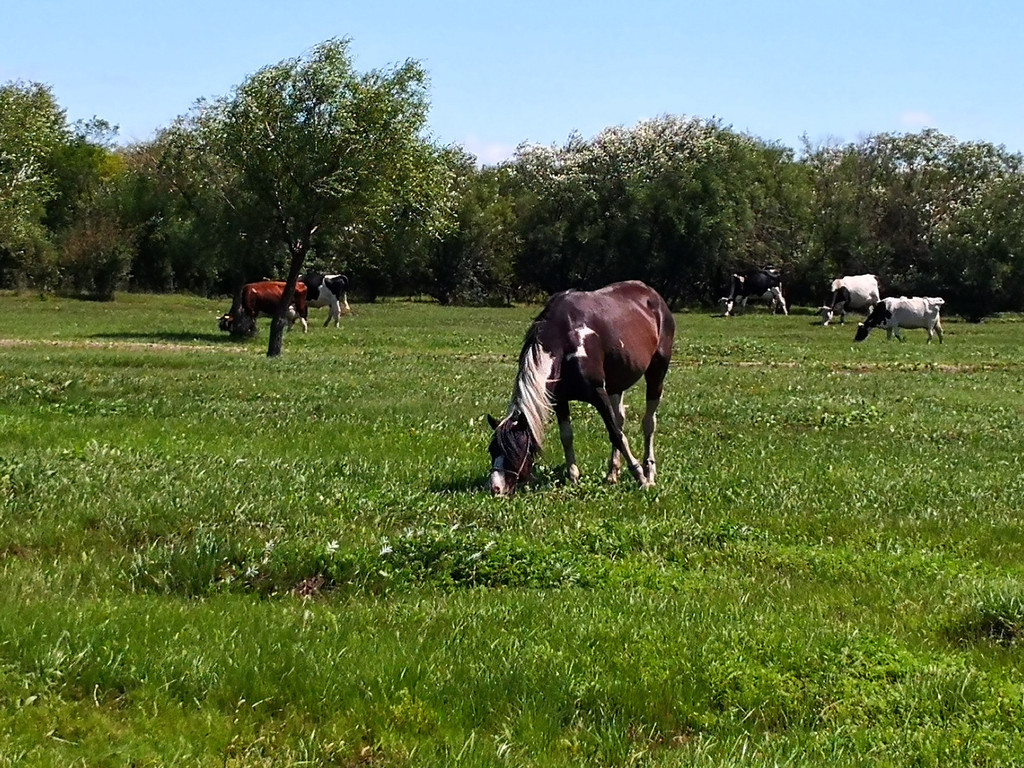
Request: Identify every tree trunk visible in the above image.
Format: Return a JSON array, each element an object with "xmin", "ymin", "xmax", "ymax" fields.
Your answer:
[{"xmin": 266, "ymin": 245, "xmax": 308, "ymax": 358}]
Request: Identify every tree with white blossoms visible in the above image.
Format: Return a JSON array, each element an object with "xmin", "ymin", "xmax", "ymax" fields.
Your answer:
[{"xmin": 508, "ymin": 115, "xmax": 808, "ymax": 305}]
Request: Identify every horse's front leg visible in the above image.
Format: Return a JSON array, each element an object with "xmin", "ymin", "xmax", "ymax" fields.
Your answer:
[
  {"xmin": 556, "ymin": 401, "xmax": 580, "ymax": 483},
  {"xmin": 594, "ymin": 389, "xmax": 646, "ymax": 488}
]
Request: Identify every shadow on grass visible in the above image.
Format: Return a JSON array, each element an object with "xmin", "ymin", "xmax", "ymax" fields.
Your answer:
[
  {"xmin": 429, "ymin": 466, "xmax": 600, "ymax": 497},
  {"xmin": 89, "ymin": 331, "xmax": 241, "ymax": 345},
  {"xmin": 430, "ymin": 472, "xmax": 488, "ymax": 495}
]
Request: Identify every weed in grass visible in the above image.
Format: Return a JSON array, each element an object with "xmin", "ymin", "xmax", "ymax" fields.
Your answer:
[{"xmin": 946, "ymin": 582, "xmax": 1024, "ymax": 646}]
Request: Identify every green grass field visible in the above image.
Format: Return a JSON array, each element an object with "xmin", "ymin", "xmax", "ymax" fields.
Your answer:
[{"xmin": 2, "ymin": 292, "xmax": 1024, "ymax": 767}]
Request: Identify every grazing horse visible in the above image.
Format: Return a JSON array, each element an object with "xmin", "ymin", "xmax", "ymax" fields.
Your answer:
[{"xmin": 487, "ymin": 280, "xmax": 675, "ymax": 496}]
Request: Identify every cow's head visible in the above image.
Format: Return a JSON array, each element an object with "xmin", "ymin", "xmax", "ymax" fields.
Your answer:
[
  {"xmin": 855, "ymin": 304, "xmax": 891, "ymax": 341},
  {"xmin": 219, "ymin": 310, "xmax": 257, "ymax": 337},
  {"xmin": 819, "ymin": 306, "xmax": 836, "ymax": 325}
]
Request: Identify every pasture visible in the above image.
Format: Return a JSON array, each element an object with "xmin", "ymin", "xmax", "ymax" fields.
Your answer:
[{"xmin": 1, "ymin": 292, "xmax": 1024, "ymax": 767}]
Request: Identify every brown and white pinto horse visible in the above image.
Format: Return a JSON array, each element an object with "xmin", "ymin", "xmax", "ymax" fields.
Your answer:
[{"xmin": 487, "ymin": 280, "xmax": 675, "ymax": 496}]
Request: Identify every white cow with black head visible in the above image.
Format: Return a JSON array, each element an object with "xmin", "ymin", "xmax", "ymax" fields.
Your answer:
[{"xmin": 854, "ymin": 296, "xmax": 945, "ymax": 343}]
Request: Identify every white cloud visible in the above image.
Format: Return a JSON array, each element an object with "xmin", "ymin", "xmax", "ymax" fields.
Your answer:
[
  {"xmin": 461, "ymin": 135, "xmax": 518, "ymax": 166},
  {"xmin": 899, "ymin": 111, "xmax": 935, "ymax": 130}
]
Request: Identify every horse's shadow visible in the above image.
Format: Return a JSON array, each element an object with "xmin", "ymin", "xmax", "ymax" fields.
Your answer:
[
  {"xmin": 430, "ymin": 472, "xmax": 488, "ymax": 495},
  {"xmin": 428, "ymin": 466, "xmax": 607, "ymax": 497}
]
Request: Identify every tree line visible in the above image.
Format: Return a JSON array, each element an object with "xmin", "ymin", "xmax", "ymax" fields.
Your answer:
[{"xmin": 4, "ymin": 38, "xmax": 1024, "ymax": 331}]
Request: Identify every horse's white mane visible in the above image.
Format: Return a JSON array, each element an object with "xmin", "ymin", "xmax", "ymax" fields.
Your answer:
[{"xmin": 505, "ymin": 339, "xmax": 556, "ymax": 447}]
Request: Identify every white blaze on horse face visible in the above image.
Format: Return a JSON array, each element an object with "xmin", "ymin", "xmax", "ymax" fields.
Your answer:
[
  {"xmin": 567, "ymin": 325, "xmax": 596, "ymax": 359},
  {"xmin": 490, "ymin": 456, "xmax": 508, "ymax": 495}
]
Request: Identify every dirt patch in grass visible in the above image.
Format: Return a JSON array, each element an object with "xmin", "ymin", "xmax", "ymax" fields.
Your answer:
[{"xmin": 0, "ymin": 338, "xmax": 234, "ymax": 353}]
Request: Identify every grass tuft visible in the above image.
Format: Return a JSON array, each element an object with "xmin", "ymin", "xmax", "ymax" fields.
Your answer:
[{"xmin": 947, "ymin": 584, "xmax": 1024, "ymax": 645}]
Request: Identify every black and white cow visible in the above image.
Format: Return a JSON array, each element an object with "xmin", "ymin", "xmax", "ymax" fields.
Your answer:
[
  {"xmin": 300, "ymin": 273, "xmax": 351, "ymax": 327},
  {"xmin": 819, "ymin": 274, "xmax": 880, "ymax": 326},
  {"xmin": 720, "ymin": 268, "xmax": 787, "ymax": 316},
  {"xmin": 854, "ymin": 296, "xmax": 945, "ymax": 343}
]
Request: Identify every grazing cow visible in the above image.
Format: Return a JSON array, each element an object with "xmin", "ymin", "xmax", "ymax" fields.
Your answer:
[
  {"xmin": 720, "ymin": 268, "xmax": 787, "ymax": 316},
  {"xmin": 820, "ymin": 274, "xmax": 881, "ymax": 326},
  {"xmin": 487, "ymin": 281, "xmax": 675, "ymax": 496},
  {"xmin": 854, "ymin": 297, "xmax": 945, "ymax": 343},
  {"xmin": 300, "ymin": 272, "xmax": 351, "ymax": 327},
  {"xmin": 219, "ymin": 281, "xmax": 308, "ymax": 336}
]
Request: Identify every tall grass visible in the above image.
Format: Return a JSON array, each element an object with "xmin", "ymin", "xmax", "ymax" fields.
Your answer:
[{"xmin": 2, "ymin": 292, "xmax": 1024, "ymax": 766}]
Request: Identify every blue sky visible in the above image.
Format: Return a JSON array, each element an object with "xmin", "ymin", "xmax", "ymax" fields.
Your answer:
[{"xmin": 3, "ymin": 1, "xmax": 1022, "ymax": 164}]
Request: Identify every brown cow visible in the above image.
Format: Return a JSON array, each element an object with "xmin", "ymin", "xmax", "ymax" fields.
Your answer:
[{"xmin": 219, "ymin": 281, "xmax": 308, "ymax": 336}]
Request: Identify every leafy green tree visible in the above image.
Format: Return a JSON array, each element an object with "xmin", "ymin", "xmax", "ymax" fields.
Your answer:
[
  {"xmin": 46, "ymin": 119, "xmax": 142, "ymax": 300},
  {"xmin": 933, "ymin": 172, "xmax": 1024, "ymax": 320},
  {"xmin": 0, "ymin": 81, "xmax": 67, "ymax": 288},
  {"xmin": 428, "ymin": 151, "xmax": 518, "ymax": 305},
  {"xmin": 162, "ymin": 38, "xmax": 452, "ymax": 356},
  {"xmin": 803, "ymin": 130, "xmax": 1024, "ymax": 314}
]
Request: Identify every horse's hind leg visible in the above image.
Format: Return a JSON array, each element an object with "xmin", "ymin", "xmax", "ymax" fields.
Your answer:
[
  {"xmin": 605, "ymin": 394, "xmax": 625, "ymax": 484},
  {"xmin": 642, "ymin": 357, "xmax": 670, "ymax": 484},
  {"xmin": 641, "ymin": 397, "xmax": 660, "ymax": 484}
]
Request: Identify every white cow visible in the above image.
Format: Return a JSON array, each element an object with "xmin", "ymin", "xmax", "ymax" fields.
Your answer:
[
  {"xmin": 820, "ymin": 274, "xmax": 880, "ymax": 326},
  {"xmin": 854, "ymin": 297, "xmax": 945, "ymax": 343}
]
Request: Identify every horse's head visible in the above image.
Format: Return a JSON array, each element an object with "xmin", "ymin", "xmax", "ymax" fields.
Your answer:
[{"xmin": 487, "ymin": 412, "xmax": 536, "ymax": 496}]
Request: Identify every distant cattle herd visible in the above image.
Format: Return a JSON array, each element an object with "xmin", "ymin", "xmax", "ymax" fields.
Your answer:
[
  {"xmin": 218, "ymin": 268, "xmax": 944, "ymax": 344},
  {"xmin": 217, "ymin": 267, "xmax": 944, "ymax": 344},
  {"xmin": 717, "ymin": 267, "xmax": 944, "ymax": 344}
]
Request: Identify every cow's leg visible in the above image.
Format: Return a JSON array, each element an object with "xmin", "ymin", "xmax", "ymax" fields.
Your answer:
[
  {"xmin": 592, "ymin": 387, "xmax": 646, "ymax": 488},
  {"xmin": 838, "ymin": 304, "xmax": 847, "ymax": 324},
  {"xmin": 325, "ymin": 297, "xmax": 340, "ymax": 327},
  {"xmin": 773, "ymin": 287, "xmax": 788, "ymax": 315},
  {"xmin": 555, "ymin": 401, "xmax": 580, "ymax": 483},
  {"xmin": 605, "ymin": 393, "xmax": 626, "ymax": 484},
  {"xmin": 341, "ymin": 292, "xmax": 351, "ymax": 315},
  {"xmin": 932, "ymin": 319, "xmax": 943, "ymax": 343}
]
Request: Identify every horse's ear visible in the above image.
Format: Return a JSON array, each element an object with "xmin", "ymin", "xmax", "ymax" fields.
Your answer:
[{"xmin": 487, "ymin": 414, "xmax": 499, "ymax": 430}]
